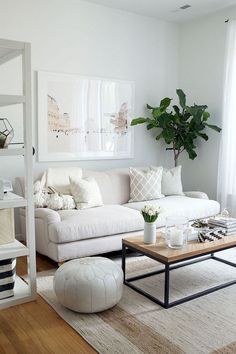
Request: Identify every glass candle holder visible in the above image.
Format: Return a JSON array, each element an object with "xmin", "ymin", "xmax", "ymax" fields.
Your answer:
[{"xmin": 165, "ymin": 216, "xmax": 188, "ymax": 249}]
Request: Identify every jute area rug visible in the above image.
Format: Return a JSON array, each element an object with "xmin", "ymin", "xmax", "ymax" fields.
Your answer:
[{"xmin": 37, "ymin": 250, "xmax": 236, "ymax": 354}]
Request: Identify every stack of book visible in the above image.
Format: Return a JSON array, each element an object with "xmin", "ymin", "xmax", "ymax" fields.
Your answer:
[
  {"xmin": 198, "ymin": 228, "xmax": 225, "ymax": 243},
  {"xmin": 208, "ymin": 217, "xmax": 236, "ymax": 236}
]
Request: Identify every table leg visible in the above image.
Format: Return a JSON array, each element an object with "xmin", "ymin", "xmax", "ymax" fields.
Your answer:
[
  {"xmin": 122, "ymin": 243, "xmax": 126, "ymax": 283},
  {"xmin": 164, "ymin": 264, "xmax": 170, "ymax": 308}
]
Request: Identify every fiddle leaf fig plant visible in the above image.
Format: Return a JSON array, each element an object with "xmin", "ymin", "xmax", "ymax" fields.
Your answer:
[{"xmin": 131, "ymin": 89, "xmax": 221, "ymax": 166}]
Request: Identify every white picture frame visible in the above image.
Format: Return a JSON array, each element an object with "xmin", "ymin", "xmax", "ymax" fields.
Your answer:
[{"xmin": 37, "ymin": 71, "xmax": 134, "ymax": 161}]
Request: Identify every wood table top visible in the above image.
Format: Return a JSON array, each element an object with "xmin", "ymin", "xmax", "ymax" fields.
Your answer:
[{"xmin": 123, "ymin": 233, "xmax": 236, "ymax": 263}]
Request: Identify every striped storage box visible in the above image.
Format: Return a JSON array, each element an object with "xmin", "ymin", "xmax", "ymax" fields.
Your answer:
[{"xmin": 0, "ymin": 258, "xmax": 16, "ymax": 300}]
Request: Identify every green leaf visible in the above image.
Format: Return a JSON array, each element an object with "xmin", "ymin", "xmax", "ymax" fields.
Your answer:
[
  {"xmin": 194, "ymin": 104, "xmax": 208, "ymax": 110},
  {"xmin": 160, "ymin": 97, "xmax": 172, "ymax": 111},
  {"xmin": 176, "ymin": 89, "xmax": 186, "ymax": 109},
  {"xmin": 187, "ymin": 148, "xmax": 197, "ymax": 160},
  {"xmin": 187, "ymin": 106, "xmax": 203, "ymax": 121},
  {"xmin": 162, "ymin": 128, "xmax": 174, "ymax": 144},
  {"xmin": 147, "ymin": 123, "xmax": 154, "ymax": 130},
  {"xmin": 197, "ymin": 132, "xmax": 208, "ymax": 141},
  {"xmin": 156, "ymin": 132, "xmax": 163, "ymax": 140},
  {"xmin": 152, "ymin": 108, "xmax": 162, "ymax": 119},
  {"xmin": 146, "ymin": 103, "xmax": 155, "ymax": 110},
  {"xmin": 203, "ymin": 111, "xmax": 210, "ymax": 121},
  {"xmin": 182, "ymin": 112, "xmax": 191, "ymax": 121},
  {"xmin": 131, "ymin": 118, "xmax": 147, "ymax": 126},
  {"xmin": 173, "ymin": 105, "xmax": 180, "ymax": 116},
  {"xmin": 131, "ymin": 89, "xmax": 221, "ymax": 164},
  {"xmin": 204, "ymin": 123, "xmax": 221, "ymax": 132},
  {"xmin": 145, "ymin": 118, "xmax": 155, "ymax": 123}
]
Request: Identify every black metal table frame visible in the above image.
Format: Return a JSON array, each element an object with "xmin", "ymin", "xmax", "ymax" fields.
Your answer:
[{"xmin": 122, "ymin": 242, "xmax": 236, "ymax": 309}]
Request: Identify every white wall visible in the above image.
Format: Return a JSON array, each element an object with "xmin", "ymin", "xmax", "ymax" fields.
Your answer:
[
  {"xmin": 179, "ymin": 5, "xmax": 236, "ymax": 199},
  {"xmin": 1, "ymin": 0, "xmax": 235, "ymax": 204},
  {"xmin": 0, "ymin": 0, "xmax": 179, "ymax": 184}
]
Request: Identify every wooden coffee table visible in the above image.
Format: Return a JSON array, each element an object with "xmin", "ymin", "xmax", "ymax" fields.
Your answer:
[{"xmin": 122, "ymin": 234, "xmax": 236, "ymax": 309}]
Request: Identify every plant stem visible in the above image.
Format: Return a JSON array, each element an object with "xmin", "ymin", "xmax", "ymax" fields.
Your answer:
[
  {"xmin": 174, "ymin": 148, "xmax": 185, "ymax": 167},
  {"xmin": 166, "ymin": 145, "xmax": 184, "ymax": 167},
  {"xmin": 174, "ymin": 149, "xmax": 180, "ymax": 167},
  {"xmin": 173, "ymin": 143, "xmax": 178, "ymax": 167},
  {"xmin": 174, "ymin": 156, "xmax": 178, "ymax": 167}
]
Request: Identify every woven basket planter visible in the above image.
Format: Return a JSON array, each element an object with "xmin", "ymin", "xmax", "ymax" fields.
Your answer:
[{"xmin": 0, "ymin": 258, "xmax": 16, "ymax": 299}]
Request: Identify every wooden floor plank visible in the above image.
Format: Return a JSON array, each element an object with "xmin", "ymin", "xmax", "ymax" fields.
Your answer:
[{"xmin": 0, "ymin": 254, "xmax": 97, "ymax": 354}]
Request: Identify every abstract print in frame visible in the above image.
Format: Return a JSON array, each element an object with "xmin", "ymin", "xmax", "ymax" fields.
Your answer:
[{"xmin": 37, "ymin": 71, "xmax": 134, "ymax": 161}]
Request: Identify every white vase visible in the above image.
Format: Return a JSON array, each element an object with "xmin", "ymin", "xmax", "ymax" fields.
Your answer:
[{"xmin": 144, "ymin": 222, "xmax": 156, "ymax": 244}]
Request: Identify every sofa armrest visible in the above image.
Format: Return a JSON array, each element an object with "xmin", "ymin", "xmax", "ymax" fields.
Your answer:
[
  {"xmin": 184, "ymin": 191, "xmax": 209, "ymax": 200},
  {"xmin": 20, "ymin": 207, "xmax": 61, "ymax": 224},
  {"xmin": 19, "ymin": 207, "xmax": 61, "ymax": 259},
  {"xmin": 34, "ymin": 208, "xmax": 61, "ymax": 224}
]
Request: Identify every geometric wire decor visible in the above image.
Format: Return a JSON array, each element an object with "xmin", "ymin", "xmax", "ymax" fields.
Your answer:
[{"xmin": 0, "ymin": 118, "xmax": 14, "ymax": 148}]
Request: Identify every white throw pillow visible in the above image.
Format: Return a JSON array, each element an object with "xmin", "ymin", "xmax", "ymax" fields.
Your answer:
[
  {"xmin": 129, "ymin": 167, "xmax": 164, "ymax": 202},
  {"xmin": 152, "ymin": 165, "xmax": 183, "ymax": 196},
  {"xmin": 70, "ymin": 176, "xmax": 103, "ymax": 209}
]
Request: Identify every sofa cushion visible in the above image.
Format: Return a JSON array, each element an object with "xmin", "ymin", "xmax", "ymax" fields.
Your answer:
[
  {"xmin": 48, "ymin": 196, "xmax": 220, "ymax": 245},
  {"xmin": 43, "ymin": 167, "xmax": 83, "ymax": 194},
  {"xmin": 49, "ymin": 205, "xmax": 144, "ymax": 243},
  {"xmin": 83, "ymin": 168, "xmax": 130, "ymax": 205},
  {"xmin": 125, "ymin": 196, "xmax": 220, "ymax": 223}
]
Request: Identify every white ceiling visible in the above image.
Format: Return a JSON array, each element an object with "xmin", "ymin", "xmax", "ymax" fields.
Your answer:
[{"xmin": 83, "ymin": 0, "xmax": 236, "ymax": 23}]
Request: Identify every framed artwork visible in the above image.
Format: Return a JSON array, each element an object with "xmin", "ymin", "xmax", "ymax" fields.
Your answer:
[{"xmin": 37, "ymin": 71, "xmax": 134, "ymax": 161}]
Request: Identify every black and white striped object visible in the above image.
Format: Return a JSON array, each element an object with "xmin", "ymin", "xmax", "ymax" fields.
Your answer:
[
  {"xmin": 0, "ymin": 258, "xmax": 16, "ymax": 300},
  {"xmin": 198, "ymin": 228, "xmax": 226, "ymax": 243}
]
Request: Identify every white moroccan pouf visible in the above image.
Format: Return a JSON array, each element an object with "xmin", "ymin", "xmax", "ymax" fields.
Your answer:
[{"xmin": 53, "ymin": 257, "xmax": 123, "ymax": 313}]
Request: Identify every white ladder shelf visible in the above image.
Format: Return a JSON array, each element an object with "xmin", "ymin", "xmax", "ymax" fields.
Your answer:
[{"xmin": 0, "ymin": 38, "xmax": 36, "ymax": 309}]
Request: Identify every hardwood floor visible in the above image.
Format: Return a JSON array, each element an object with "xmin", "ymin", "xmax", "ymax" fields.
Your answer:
[{"xmin": 0, "ymin": 254, "xmax": 97, "ymax": 354}]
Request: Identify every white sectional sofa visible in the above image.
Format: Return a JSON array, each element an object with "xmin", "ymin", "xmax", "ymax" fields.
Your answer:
[{"xmin": 15, "ymin": 168, "xmax": 220, "ymax": 263}]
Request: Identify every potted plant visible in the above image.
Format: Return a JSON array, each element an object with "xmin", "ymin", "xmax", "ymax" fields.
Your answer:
[
  {"xmin": 131, "ymin": 89, "xmax": 221, "ymax": 167},
  {"xmin": 141, "ymin": 205, "xmax": 160, "ymax": 244}
]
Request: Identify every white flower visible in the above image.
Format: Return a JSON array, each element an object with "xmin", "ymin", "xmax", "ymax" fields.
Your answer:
[
  {"xmin": 141, "ymin": 204, "xmax": 160, "ymax": 216},
  {"xmin": 47, "ymin": 194, "xmax": 64, "ymax": 210},
  {"xmin": 33, "ymin": 181, "xmax": 42, "ymax": 194},
  {"xmin": 34, "ymin": 190, "xmax": 49, "ymax": 208},
  {"xmin": 61, "ymin": 195, "xmax": 76, "ymax": 210}
]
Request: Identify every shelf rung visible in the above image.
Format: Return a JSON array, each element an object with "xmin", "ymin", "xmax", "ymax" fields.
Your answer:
[
  {"xmin": 0, "ymin": 148, "xmax": 25, "ymax": 157},
  {"xmin": 0, "ymin": 49, "xmax": 22, "ymax": 66},
  {"xmin": 0, "ymin": 240, "xmax": 29, "ymax": 260},
  {"xmin": 0, "ymin": 95, "xmax": 25, "ymax": 107},
  {"xmin": 0, "ymin": 38, "xmax": 25, "ymax": 50},
  {"xmin": 0, "ymin": 276, "xmax": 32, "ymax": 310},
  {"xmin": 0, "ymin": 192, "xmax": 27, "ymax": 209}
]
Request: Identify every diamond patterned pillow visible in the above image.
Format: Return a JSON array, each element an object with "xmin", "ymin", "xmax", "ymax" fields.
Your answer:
[{"xmin": 129, "ymin": 167, "xmax": 164, "ymax": 202}]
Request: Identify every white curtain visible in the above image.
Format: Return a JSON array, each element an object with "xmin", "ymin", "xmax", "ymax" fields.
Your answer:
[{"xmin": 217, "ymin": 20, "xmax": 236, "ymax": 216}]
